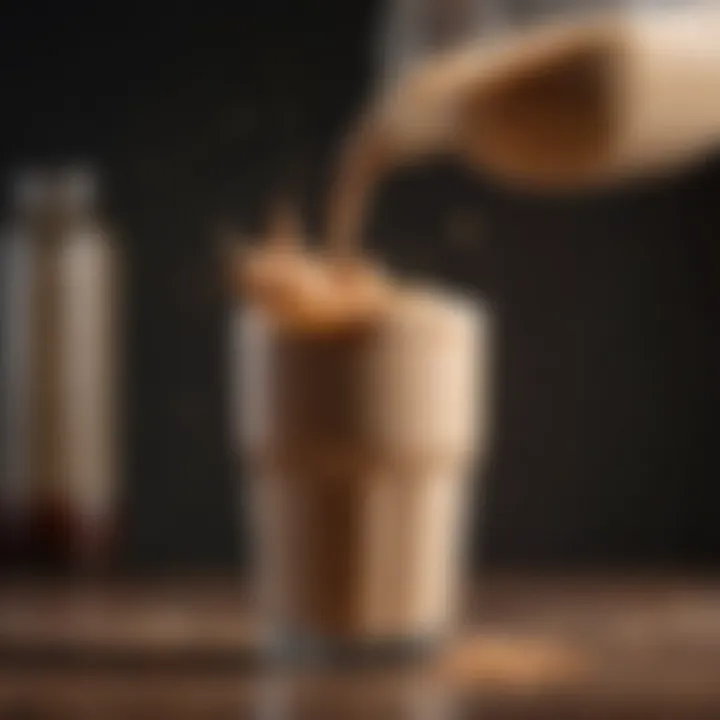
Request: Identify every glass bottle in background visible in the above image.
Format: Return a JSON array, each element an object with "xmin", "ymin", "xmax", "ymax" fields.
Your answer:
[
  {"xmin": 0, "ymin": 167, "xmax": 121, "ymax": 574},
  {"xmin": 0, "ymin": 173, "xmax": 36, "ymax": 566}
]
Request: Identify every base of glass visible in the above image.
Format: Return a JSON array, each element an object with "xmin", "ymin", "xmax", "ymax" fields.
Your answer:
[{"xmin": 263, "ymin": 628, "xmax": 443, "ymax": 668}]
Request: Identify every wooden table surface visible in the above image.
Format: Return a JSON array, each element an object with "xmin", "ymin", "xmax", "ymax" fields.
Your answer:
[{"xmin": 1, "ymin": 573, "xmax": 719, "ymax": 718}]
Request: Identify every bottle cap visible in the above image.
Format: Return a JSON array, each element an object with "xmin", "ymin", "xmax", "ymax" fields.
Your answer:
[
  {"xmin": 10, "ymin": 163, "xmax": 98, "ymax": 215},
  {"xmin": 10, "ymin": 167, "xmax": 50, "ymax": 212}
]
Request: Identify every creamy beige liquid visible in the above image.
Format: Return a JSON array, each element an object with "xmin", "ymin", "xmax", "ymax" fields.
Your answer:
[
  {"xmin": 239, "ymin": 288, "xmax": 488, "ymax": 641},
  {"xmin": 325, "ymin": 6, "xmax": 720, "ymax": 210},
  {"xmin": 323, "ymin": 17, "xmax": 612, "ymax": 258}
]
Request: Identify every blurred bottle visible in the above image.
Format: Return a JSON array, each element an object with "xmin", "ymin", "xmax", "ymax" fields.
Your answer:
[{"xmin": 0, "ymin": 167, "xmax": 121, "ymax": 573}]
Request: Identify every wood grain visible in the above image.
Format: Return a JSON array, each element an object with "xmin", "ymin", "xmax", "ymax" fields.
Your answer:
[{"xmin": 1, "ymin": 574, "xmax": 719, "ymax": 718}]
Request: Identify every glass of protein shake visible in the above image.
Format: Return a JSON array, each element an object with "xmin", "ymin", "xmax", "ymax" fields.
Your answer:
[{"xmin": 231, "ymin": 194, "xmax": 492, "ymax": 663}]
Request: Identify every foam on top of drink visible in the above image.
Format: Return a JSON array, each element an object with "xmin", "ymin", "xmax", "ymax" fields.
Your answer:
[
  {"xmin": 235, "ymin": 206, "xmax": 396, "ymax": 332},
  {"xmin": 239, "ymin": 250, "xmax": 395, "ymax": 332}
]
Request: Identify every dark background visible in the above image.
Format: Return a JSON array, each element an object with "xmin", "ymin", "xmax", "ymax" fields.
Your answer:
[{"xmin": 2, "ymin": 1, "xmax": 719, "ymax": 572}]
